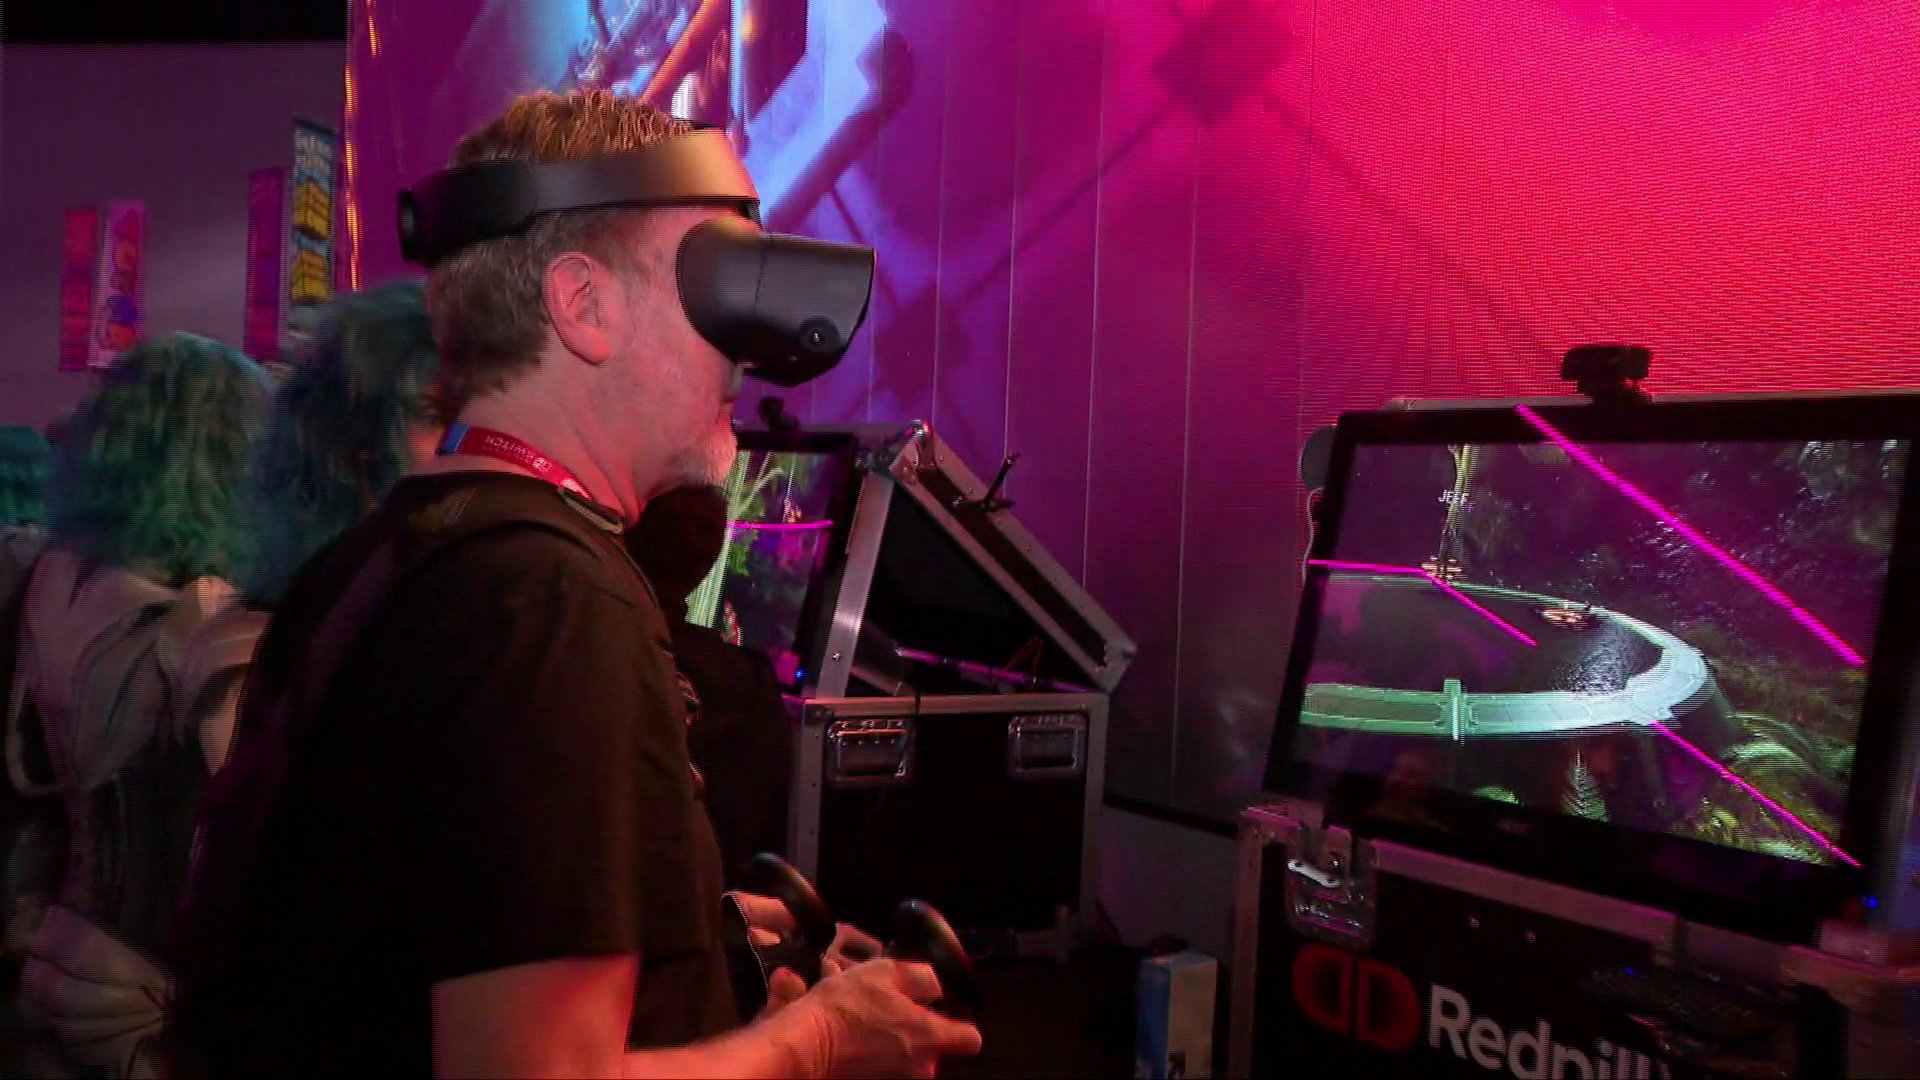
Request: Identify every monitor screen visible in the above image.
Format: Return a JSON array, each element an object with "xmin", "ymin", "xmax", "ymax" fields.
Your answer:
[
  {"xmin": 687, "ymin": 435, "xmax": 860, "ymax": 689},
  {"xmin": 1268, "ymin": 398, "xmax": 1920, "ymax": 933}
]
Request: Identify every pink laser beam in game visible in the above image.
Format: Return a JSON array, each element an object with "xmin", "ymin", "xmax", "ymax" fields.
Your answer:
[
  {"xmin": 1309, "ymin": 559, "xmax": 1539, "ymax": 647},
  {"xmin": 1514, "ymin": 405, "xmax": 1865, "ymax": 666},
  {"xmin": 1423, "ymin": 575, "xmax": 1543, "ymax": 649},
  {"xmin": 1648, "ymin": 721, "xmax": 1859, "ymax": 867}
]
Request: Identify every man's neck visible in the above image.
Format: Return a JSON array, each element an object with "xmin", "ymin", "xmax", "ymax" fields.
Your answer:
[{"xmin": 415, "ymin": 386, "xmax": 654, "ymax": 524}]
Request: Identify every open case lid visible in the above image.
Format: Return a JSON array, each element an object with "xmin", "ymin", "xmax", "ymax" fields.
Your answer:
[
  {"xmin": 797, "ymin": 422, "xmax": 1136, "ymax": 699},
  {"xmin": 1263, "ymin": 392, "xmax": 1920, "ymax": 944}
]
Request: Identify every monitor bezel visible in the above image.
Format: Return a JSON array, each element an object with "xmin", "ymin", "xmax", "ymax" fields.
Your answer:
[
  {"xmin": 1264, "ymin": 393, "xmax": 1920, "ymax": 942},
  {"xmin": 725, "ymin": 429, "xmax": 866, "ymax": 693}
]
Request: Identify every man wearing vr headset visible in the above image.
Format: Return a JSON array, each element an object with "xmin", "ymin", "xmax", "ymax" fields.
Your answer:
[{"xmin": 169, "ymin": 90, "xmax": 979, "ymax": 1079}]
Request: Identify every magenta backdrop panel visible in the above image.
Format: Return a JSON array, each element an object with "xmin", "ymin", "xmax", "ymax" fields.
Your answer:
[
  {"xmin": 57, "ymin": 207, "xmax": 101, "ymax": 374},
  {"xmin": 348, "ymin": 0, "xmax": 1920, "ymax": 819},
  {"xmin": 245, "ymin": 167, "xmax": 289, "ymax": 364}
]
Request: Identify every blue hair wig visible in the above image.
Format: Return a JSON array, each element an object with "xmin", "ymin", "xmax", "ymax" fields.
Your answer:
[
  {"xmin": 49, "ymin": 334, "xmax": 271, "ymax": 587},
  {"xmin": 0, "ymin": 426, "xmax": 52, "ymax": 527},
  {"xmin": 242, "ymin": 280, "xmax": 439, "ymax": 608}
]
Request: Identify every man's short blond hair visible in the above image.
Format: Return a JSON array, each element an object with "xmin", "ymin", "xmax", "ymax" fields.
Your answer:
[{"xmin": 426, "ymin": 90, "xmax": 693, "ymax": 413}]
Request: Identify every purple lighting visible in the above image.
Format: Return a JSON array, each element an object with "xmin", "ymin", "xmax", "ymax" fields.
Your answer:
[
  {"xmin": 1514, "ymin": 405, "xmax": 1865, "ymax": 666},
  {"xmin": 1309, "ymin": 559, "xmax": 1540, "ymax": 647},
  {"xmin": 728, "ymin": 520, "xmax": 834, "ymax": 533},
  {"xmin": 1648, "ymin": 721, "xmax": 1860, "ymax": 867}
]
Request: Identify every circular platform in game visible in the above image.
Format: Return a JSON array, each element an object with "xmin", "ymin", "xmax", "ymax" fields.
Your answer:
[{"xmin": 1302, "ymin": 572, "xmax": 1718, "ymax": 739}]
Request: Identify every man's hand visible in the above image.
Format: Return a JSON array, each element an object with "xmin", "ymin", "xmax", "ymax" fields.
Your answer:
[
  {"xmin": 771, "ymin": 959, "xmax": 982, "ymax": 1079},
  {"xmin": 762, "ymin": 923, "xmax": 886, "ymax": 1017},
  {"xmin": 727, "ymin": 891, "xmax": 798, "ymax": 951},
  {"xmin": 760, "ymin": 968, "xmax": 809, "ymax": 1018},
  {"xmin": 730, "ymin": 891, "xmax": 879, "ymax": 975},
  {"xmin": 822, "ymin": 924, "xmax": 883, "ymax": 976}
]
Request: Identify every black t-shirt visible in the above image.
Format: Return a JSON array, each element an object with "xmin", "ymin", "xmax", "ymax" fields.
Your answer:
[
  {"xmin": 174, "ymin": 473, "xmax": 735, "ymax": 1077},
  {"xmin": 672, "ymin": 622, "xmax": 794, "ymax": 884}
]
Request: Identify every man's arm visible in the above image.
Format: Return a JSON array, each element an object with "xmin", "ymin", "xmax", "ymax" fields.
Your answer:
[
  {"xmin": 434, "ymin": 955, "xmax": 981, "ymax": 1080},
  {"xmin": 431, "ymin": 958, "xmax": 809, "ymax": 1080}
]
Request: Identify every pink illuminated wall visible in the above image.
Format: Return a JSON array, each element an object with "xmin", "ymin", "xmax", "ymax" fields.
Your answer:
[
  {"xmin": 0, "ymin": 45, "xmax": 345, "ymax": 428},
  {"xmin": 348, "ymin": 0, "xmax": 1920, "ymax": 819}
]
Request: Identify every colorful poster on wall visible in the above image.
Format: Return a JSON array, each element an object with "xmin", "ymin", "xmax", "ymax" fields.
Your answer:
[
  {"xmin": 87, "ymin": 200, "xmax": 145, "ymax": 371},
  {"xmin": 286, "ymin": 118, "xmax": 338, "ymax": 356},
  {"xmin": 245, "ymin": 166, "xmax": 290, "ymax": 366},
  {"xmin": 58, "ymin": 207, "xmax": 101, "ymax": 373}
]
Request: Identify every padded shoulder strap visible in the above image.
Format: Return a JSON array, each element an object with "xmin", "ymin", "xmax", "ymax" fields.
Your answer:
[
  {"xmin": 13, "ymin": 559, "xmax": 197, "ymax": 797},
  {"xmin": 1, "ymin": 546, "xmax": 53, "ymax": 800},
  {"xmin": 171, "ymin": 605, "xmax": 269, "ymax": 740},
  {"xmin": 0, "ymin": 534, "xmax": 46, "ymax": 800}
]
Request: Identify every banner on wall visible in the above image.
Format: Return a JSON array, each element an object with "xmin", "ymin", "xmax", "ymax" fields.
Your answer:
[
  {"xmin": 245, "ymin": 167, "xmax": 290, "ymax": 366},
  {"xmin": 58, "ymin": 208, "xmax": 101, "ymax": 373},
  {"xmin": 285, "ymin": 118, "xmax": 338, "ymax": 356},
  {"xmin": 87, "ymin": 200, "xmax": 145, "ymax": 371}
]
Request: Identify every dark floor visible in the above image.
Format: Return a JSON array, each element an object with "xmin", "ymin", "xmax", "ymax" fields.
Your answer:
[{"xmin": 943, "ymin": 948, "xmax": 1141, "ymax": 1080}]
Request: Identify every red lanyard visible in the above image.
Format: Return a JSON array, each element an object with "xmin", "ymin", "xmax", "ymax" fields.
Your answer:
[{"xmin": 437, "ymin": 422, "xmax": 593, "ymax": 501}]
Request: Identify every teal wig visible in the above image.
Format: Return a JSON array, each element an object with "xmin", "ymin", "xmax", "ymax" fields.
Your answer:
[
  {"xmin": 0, "ymin": 426, "xmax": 51, "ymax": 527},
  {"xmin": 49, "ymin": 334, "xmax": 271, "ymax": 587},
  {"xmin": 242, "ymin": 280, "xmax": 439, "ymax": 608}
]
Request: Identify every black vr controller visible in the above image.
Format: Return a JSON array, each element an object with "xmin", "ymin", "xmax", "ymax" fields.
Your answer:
[
  {"xmin": 723, "ymin": 852, "xmax": 838, "ymax": 1011},
  {"xmin": 887, "ymin": 900, "xmax": 984, "ymax": 1021},
  {"xmin": 722, "ymin": 854, "xmax": 983, "ymax": 1022},
  {"xmin": 398, "ymin": 128, "xmax": 874, "ymax": 390}
]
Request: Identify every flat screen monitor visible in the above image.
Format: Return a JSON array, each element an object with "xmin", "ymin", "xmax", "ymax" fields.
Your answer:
[
  {"xmin": 1265, "ymin": 395, "xmax": 1920, "ymax": 939},
  {"xmin": 687, "ymin": 431, "xmax": 862, "ymax": 691}
]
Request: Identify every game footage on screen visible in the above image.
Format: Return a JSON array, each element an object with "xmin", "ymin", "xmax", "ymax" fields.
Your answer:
[
  {"xmin": 686, "ymin": 448, "xmax": 847, "ymax": 687},
  {"xmin": 1297, "ymin": 427, "xmax": 1908, "ymax": 867}
]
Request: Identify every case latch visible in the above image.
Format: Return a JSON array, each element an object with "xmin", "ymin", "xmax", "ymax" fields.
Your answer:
[
  {"xmin": 1007, "ymin": 714, "xmax": 1086, "ymax": 779},
  {"xmin": 826, "ymin": 718, "xmax": 914, "ymax": 787},
  {"xmin": 1284, "ymin": 824, "xmax": 1377, "ymax": 948}
]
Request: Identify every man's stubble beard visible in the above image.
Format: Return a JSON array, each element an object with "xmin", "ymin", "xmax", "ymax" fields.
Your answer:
[
  {"xmin": 704, "ymin": 421, "xmax": 739, "ymax": 486},
  {"xmin": 666, "ymin": 420, "xmax": 737, "ymax": 490},
  {"xmin": 629, "ymin": 331, "xmax": 736, "ymax": 493}
]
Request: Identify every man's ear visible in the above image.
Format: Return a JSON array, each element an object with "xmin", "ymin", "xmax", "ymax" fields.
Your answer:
[{"xmin": 543, "ymin": 252, "xmax": 628, "ymax": 367}]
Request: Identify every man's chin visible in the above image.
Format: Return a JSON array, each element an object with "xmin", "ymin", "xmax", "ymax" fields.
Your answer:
[
  {"xmin": 669, "ymin": 431, "xmax": 738, "ymax": 490},
  {"xmin": 707, "ymin": 426, "xmax": 739, "ymax": 483}
]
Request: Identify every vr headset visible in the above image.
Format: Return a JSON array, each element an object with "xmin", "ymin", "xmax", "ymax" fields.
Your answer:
[{"xmin": 397, "ymin": 128, "xmax": 873, "ymax": 388}]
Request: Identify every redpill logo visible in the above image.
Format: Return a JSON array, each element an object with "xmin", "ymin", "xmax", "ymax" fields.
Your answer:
[
  {"xmin": 1290, "ymin": 943, "xmax": 1422, "ymax": 1052},
  {"xmin": 1290, "ymin": 944, "xmax": 1673, "ymax": 1079}
]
